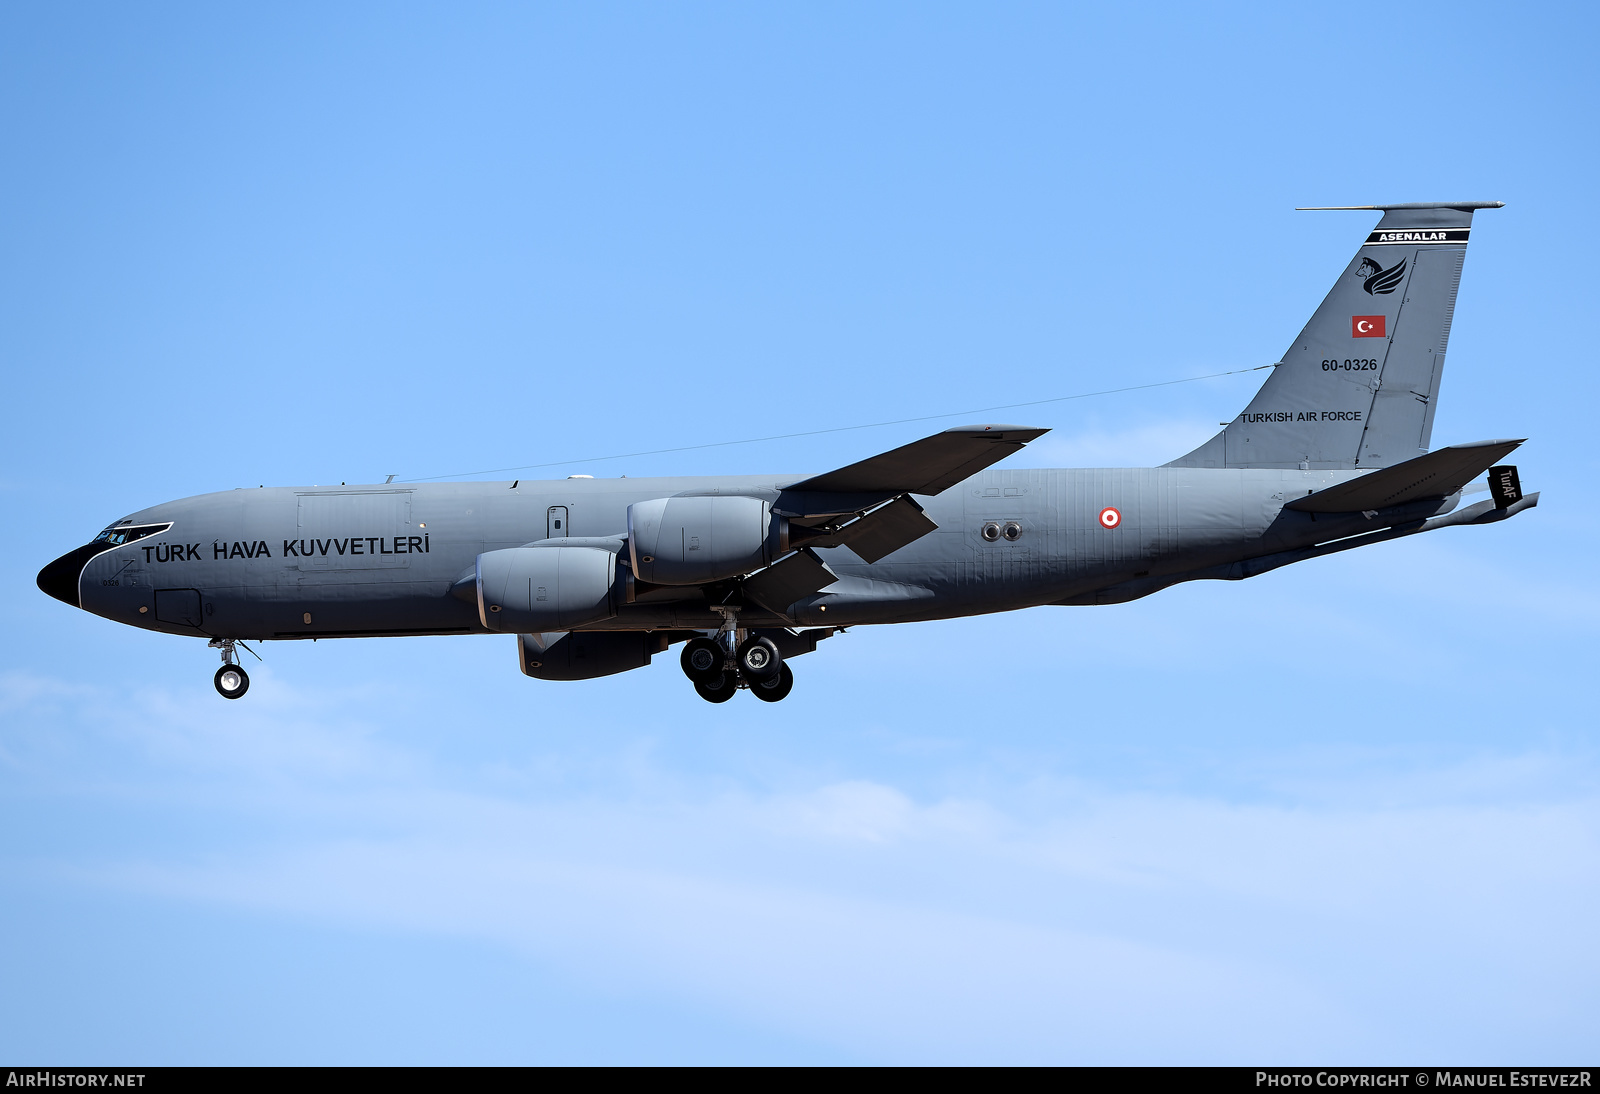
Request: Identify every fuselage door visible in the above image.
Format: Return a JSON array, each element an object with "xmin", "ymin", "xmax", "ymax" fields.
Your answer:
[
  {"xmin": 548, "ymin": 506, "xmax": 569, "ymax": 539},
  {"xmin": 155, "ymin": 588, "xmax": 204, "ymax": 629}
]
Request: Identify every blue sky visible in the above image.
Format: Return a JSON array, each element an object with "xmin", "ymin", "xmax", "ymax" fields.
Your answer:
[{"xmin": 2, "ymin": 1, "xmax": 1596, "ymax": 1063}]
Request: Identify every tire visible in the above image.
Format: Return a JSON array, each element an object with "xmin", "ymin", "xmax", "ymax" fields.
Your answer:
[
  {"xmin": 749, "ymin": 662, "xmax": 793, "ymax": 703},
  {"xmin": 680, "ymin": 637, "xmax": 726, "ymax": 683},
  {"xmin": 214, "ymin": 664, "xmax": 250, "ymax": 700},
  {"xmin": 693, "ymin": 671, "xmax": 738, "ymax": 703},
  {"xmin": 735, "ymin": 636, "xmax": 782, "ymax": 683}
]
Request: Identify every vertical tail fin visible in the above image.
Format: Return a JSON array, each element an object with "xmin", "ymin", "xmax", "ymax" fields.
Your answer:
[{"xmin": 1167, "ymin": 201, "xmax": 1502, "ymax": 470}]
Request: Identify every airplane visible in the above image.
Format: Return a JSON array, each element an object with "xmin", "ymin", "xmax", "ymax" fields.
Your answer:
[{"xmin": 37, "ymin": 201, "xmax": 1536, "ymax": 703}]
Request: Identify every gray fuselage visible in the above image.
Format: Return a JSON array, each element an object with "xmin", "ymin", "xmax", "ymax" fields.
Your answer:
[{"xmin": 67, "ymin": 465, "xmax": 1447, "ymax": 641}]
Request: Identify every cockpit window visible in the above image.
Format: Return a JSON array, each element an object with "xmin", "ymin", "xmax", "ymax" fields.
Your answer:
[{"xmin": 92, "ymin": 522, "xmax": 170, "ymax": 546}]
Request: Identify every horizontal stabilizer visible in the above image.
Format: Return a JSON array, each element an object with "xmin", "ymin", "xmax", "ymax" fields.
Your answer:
[
  {"xmin": 799, "ymin": 494, "xmax": 939, "ymax": 563},
  {"xmin": 742, "ymin": 548, "xmax": 837, "ymax": 615},
  {"xmin": 1286, "ymin": 439, "xmax": 1524, "ymax": 513},
  {"xmin": 787, "ymin": 425, "xmax": 1048, "ymax": 497}
]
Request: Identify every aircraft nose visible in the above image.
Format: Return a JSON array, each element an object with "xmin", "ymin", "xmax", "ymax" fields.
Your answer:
[{"xmin": 37, "ymin": 545, "xmax": 98, "ymax": 608}]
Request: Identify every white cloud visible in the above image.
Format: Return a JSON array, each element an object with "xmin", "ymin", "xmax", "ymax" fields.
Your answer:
[
  {"xmin": 0, "ymin": 670, "xmax": 83, "ymax": 709},
  {"xmin": 7, "ymin": 666, "xmax": 1598, "ymax": 1062},
  {"xmin": 774, "ymin": 779, "xmax": 919, "ymax": 843},
  {"xmin": 96, "ymin": 814, "xmax": 1353, "ymax": 1062}
]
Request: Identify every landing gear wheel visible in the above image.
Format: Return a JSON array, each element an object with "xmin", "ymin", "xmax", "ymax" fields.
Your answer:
[
  {"xmin": 693, "ymin": 671, "xmax": 738, "ymax": 704},
  {"xmin": 214, "ymin": 664, "xmax": 250, "ymax": 700},
  {"xmin": 749, "ymin": 662, "xmax": 793, "ymax": 703},
  {"xmin": 681, "ymin": 637, "xmax": 726, "ymax": 683},
  {"xmin": 735, "ymin": 636, "xmax": 782, "ymax": 683}
]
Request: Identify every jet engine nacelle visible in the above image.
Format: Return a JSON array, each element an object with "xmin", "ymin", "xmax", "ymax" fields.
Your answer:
[
  {"xmin": 627, "ymin": 495, "xmax": 784, "ymax": 585},
  {"xmin": 476, "ymin": 545, "xmax": 619, "ymax": 632}
]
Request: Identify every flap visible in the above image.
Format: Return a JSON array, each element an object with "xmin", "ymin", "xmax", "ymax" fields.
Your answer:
[
  {"xmin": 798, "ymin": 494, "xmax": 939, "ymax": 564},
  {"xmin": 1286, "ymin": 439, "xmax": 1525, "ymax": 513},
  {"xmin": 784, "ymin": 425, "xmax": 1048, "ymax": 497},
  {"xmin": 741, "ymin": 548, "xmax": 837, "ymax": 616}
]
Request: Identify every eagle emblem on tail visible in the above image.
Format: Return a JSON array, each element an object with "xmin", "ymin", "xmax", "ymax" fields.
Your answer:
[{"xmin": 1357, "ymin": 256, "xmax": 1407, "ymax": 295}]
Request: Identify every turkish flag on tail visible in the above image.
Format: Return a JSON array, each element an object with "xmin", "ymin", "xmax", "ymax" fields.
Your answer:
[{"xmin": 1352, "ymin": 315, "xmax": 1386, "ymax": 338}]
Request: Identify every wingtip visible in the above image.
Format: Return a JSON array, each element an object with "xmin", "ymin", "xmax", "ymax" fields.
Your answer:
[
  {"xmin": 1442, "ymin": 437, "xmax": 1527, "ymax": 450},
  {"xmin": 942, "ymin": 424, "xmax": 1051, "ymax": 440}
]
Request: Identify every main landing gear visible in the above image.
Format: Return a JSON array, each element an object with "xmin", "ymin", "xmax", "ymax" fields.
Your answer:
[
  {"xmin": 680, "ymin": 609, "xmax": 795, "ymax": 703},
  {"xmin": 209, "ymin": 638, "xmax": 252, "ymax": 700}
]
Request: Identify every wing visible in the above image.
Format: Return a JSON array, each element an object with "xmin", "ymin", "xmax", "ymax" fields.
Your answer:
[
  {"xmin": 783, "ymin": 425, "xmax": 1049, "ymax": 496},
  {"xmin": 776, "ymin": 423, "xmax": 1047, "ymax": 558},
  {"xmin": 734, "ymin": 425, "xmax": 1047, "ymax": 615}
]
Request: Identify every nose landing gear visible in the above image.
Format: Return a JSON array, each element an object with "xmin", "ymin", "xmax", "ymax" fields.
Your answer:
[
  {"xmin": 215, "ymin": 664, "xmax": 249, "ymax": 699},
  {"xmin": 209, "ymin": 638, "xmax": 255, "ymax": 699}
]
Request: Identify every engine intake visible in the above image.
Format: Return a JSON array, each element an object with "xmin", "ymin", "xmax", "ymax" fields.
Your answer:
[
  {"xmin": 627, "ymin": 495, "xmax": 783, "ymax": 585},
  {"xmin": 476, "ymin": 545, "xmax": 619, "ymax": 632}
]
